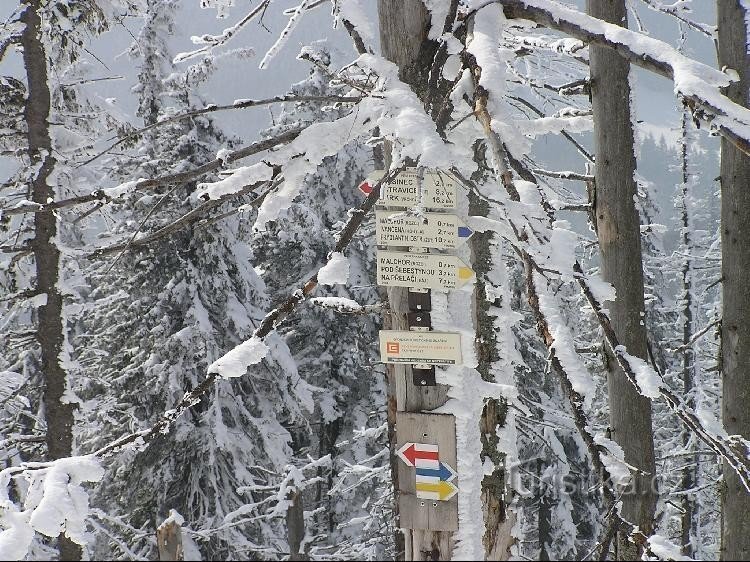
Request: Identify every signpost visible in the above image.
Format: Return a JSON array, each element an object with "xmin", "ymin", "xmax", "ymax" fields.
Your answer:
[
  {"xmin": 377, "ymin": 251, "xmax": 475, "ymax": 290},
  {"xmin": 367, "ymin": 168, "xmax": 466, "ymax": 535},
  {"xmin": 375, "ymin": 210, "xmax": 474, "ymax": 249},
  {"xmin": 359, "ymin": 169, "xmax": 458, "ymax": 209},
  {"xmin": 379, "ymin": 331, "xmax": 462, "ymax": 365}
]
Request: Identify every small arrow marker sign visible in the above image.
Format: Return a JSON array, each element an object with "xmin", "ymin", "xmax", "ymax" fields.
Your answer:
[
  {"xmin": 415, "ymin": 462, "xmax": 458, "ymax": 483},
  {"xmin": 358, "ymin": 179, "xmax": 374, "ymax": 195},
  {"xmin": 377, "ymin": 251, "xmax": 475, "ymax": 290},
  {"xmin": 375, "ymin": 211, "xmax": 474, "ymax": 249},
  {"xmin": 397, "ymin": 443, "xmax": 459, "ymax": 501},
  {"xmin": 415, "ymin": 480, "xmax": 459, "ymax": 501},
  {"xmin": 397, "ymin": 442, "xmax": 439, "ymax": 468}
]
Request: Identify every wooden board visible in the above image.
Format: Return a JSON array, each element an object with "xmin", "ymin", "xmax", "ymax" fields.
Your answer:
[{"xmin": 396, "ymin": 412, "xmax": 458, "ymax": 531}]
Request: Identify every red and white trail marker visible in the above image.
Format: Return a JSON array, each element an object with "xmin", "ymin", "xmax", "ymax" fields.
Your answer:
[{"xmin": 396, "ymin": 442, "xmax": 439, "ymax": 469}]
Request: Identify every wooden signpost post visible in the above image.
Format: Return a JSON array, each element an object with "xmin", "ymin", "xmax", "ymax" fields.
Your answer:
[{"xmin": 365, "ymin": 167, "xmax": 472, "ymax": 547}]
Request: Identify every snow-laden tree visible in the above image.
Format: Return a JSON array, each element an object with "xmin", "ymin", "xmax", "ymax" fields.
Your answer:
[
  {"xmin": 72, "ymin": 2, "xmax": 315, "ymax": 559},
  {"xmin": 0, "ymin": 1, "xmax": 126, "ymax": 558},
  {"xmin": 249, "ymin": 45, "xmax": 392, "ymax": 560},
  {"xmin": 2, "ymin": 1, "xmax": 750, "ymax": 561}
]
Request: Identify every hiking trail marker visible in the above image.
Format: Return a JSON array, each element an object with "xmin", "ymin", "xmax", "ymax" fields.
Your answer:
[
  {"xmin": 396, "ymin": 443, "xmax": 458, "ymax": 501},
  {"xmin": 359, "ymin": 168, "xmax": 458, "ymax": 209},
  {"xmin": 377, "ymin": 251, "xmax": 475, "ymax": 290},
  {"xmin": 396, "ymin": 413, "xmax": 459, "ymax": 530},
  {"xmin": 375, "ymin": 210, "xmax": 474, "ymax": 249}
]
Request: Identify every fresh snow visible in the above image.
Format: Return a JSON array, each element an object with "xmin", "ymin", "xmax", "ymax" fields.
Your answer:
[
  {"xmin": 207, "ymin": 336, "xmax": 270, "ymax": 379},
  {"xmin": 0, "ymin": 457, "xmax": 104, "ymax": 558},
  {"xmin": 317, "ymin": 252, "xmax": 350, "ymax": 285},
  {"xmin": 310, "ymin": 296, "xmax": 363, "ymax": 312},
  {"xmin": 194, "ymin": 162, "xmax": 273, "ymax": 201},
  {"xmin": 614, "ymin": 345, "xmax": 663, "ymax": 399}
]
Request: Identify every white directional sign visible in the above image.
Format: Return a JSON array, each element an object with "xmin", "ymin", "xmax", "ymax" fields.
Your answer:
[
  {"xmin": 375, "ymin": 211, "xmax": 474, "ymax": 249},
  {"xmin": 359, "ymin": 168, "xmax": 458, "ymax": 209},
  {"xmin": 379, "ymin": 330, "xmax": 462, "ymax": 365},
  {"xmin": 377, "ymin": 251, "xmax": 475, "ymax": 290}
]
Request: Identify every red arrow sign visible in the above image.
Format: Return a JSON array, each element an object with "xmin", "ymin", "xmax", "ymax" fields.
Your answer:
[{"xmin": 396, "ymin": 442, "xmax": 439, "ymax": 467}]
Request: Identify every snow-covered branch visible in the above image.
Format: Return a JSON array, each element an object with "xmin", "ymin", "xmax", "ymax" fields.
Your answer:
[
  {"xmin": 92, "ymin": 166, "xmax": 404, "ymax": 459},
  {"xmin": 574, "ymin": 262, "xmax": 750, "ymax": 492},
  {"xmin": 2, "ymin": 129, "xmax": 302, "ymax": 218},
  {"xmin": 488, "ymin": 0, "xmax": 750, "ymax": 156},
  {"xmin": 309, "ymin": 297, "xmax": 384, "ymax": 315},
  {"xmin": 635, "ymin": 0, "xmax": 715, "ymax": 38},
  {"xmin": 83, "ymin": 95, "xmax": 360, "ymax": 167},
  {"xmin": 173, "ymin": 0, "xmax": 269, "ymax": 63}
]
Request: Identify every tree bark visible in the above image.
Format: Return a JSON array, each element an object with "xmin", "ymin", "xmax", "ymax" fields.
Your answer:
[
  {"xmin": 717, "ymin": 3, "xmax": 750, "ymax": 560},
  {"xmin": 678, "ymin": 113, "xmax": 697, "ymax": 558},
  {"xmin": 20, "ymin": 2, "xmax": 79, "ymax": 560},
  {"xmin": 286, "ymin": 489, "xmax": 307, "ymax": 561},
  {"xmin": 585, "ymin": 1, "xmax": 657, "ymax": 558}
]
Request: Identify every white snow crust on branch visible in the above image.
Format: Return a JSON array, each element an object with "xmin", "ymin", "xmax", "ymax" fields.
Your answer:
[
  {"xmin": 309, "ymin": 296, "xmax": 376, "ymax": 314},
  {"xmin": 193, "ymin": 162, "xmax": 274, "ymax": 201},
  {"xmin": 207, "ymin": 336, "xmax": 270, "ymax": 379},
  {"xmin": 514, "ymin": 114, "xmax": 593, "ymax": 138},
  {"xmin": 332, "ymin": 0, "xmax": 376, "ymax": 46},
  {"xmin": 316, "ymin": 252, "xmax": 350, "ymax": 285},
  {"xmin": 260, "ymin": 0, "xmax": 315, "ymax": 69},
  {"xmin": 0, "ymin": 456, "xmax": 104, "ymax": 559},
  {"xmin": 201, "ymin": 53, "xmax": 455, "ymax": 229},
  {"xmin": 479, "ymin": 0, "xmax": 750, "ymax": 152}
]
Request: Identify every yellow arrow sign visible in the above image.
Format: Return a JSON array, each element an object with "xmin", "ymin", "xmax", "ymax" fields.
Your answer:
[{"xmin": 415, "ymin": 480, "xmax": 458, "ymax": 501}]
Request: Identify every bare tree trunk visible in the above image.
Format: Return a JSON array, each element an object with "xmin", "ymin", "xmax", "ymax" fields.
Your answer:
[
  {"xmin": 717, "ymin": 3, "xmax": 750, "ymax": 560},
  {"xmin": 20, "ymin": 2, "xmax": 79, "ymax": 560},
  {"xmin": 585, "ymin": 1, "xmax": 657, "ymax": 558},
  {"xmin": 286, "ymin": 489, "xmax": 308, "ymax": 561},
  {"xmin": 678, "ymin": 113, "xmax": 697, "ymax": 558}
]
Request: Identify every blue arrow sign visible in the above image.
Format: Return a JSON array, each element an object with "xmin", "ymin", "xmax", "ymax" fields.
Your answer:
[
  {"xmin": 415, "ymin": 461, "xmax": 457, "ymax": 482},
  {"xmin": 457, "ymin": 226, "xmax": 473, "ymax": 239}
]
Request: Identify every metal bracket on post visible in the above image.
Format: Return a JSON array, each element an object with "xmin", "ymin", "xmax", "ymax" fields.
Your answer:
[
  {"xmin": 412, "ymin": 365, "xmax": 436, "ymax": 387},
  {"xmin": 408, "ymin": 288, "xmax": 431, "ymax": 311},
  {"xmin": 408, "ymin": 311, "xmax": 436, "ymax": 387}
]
